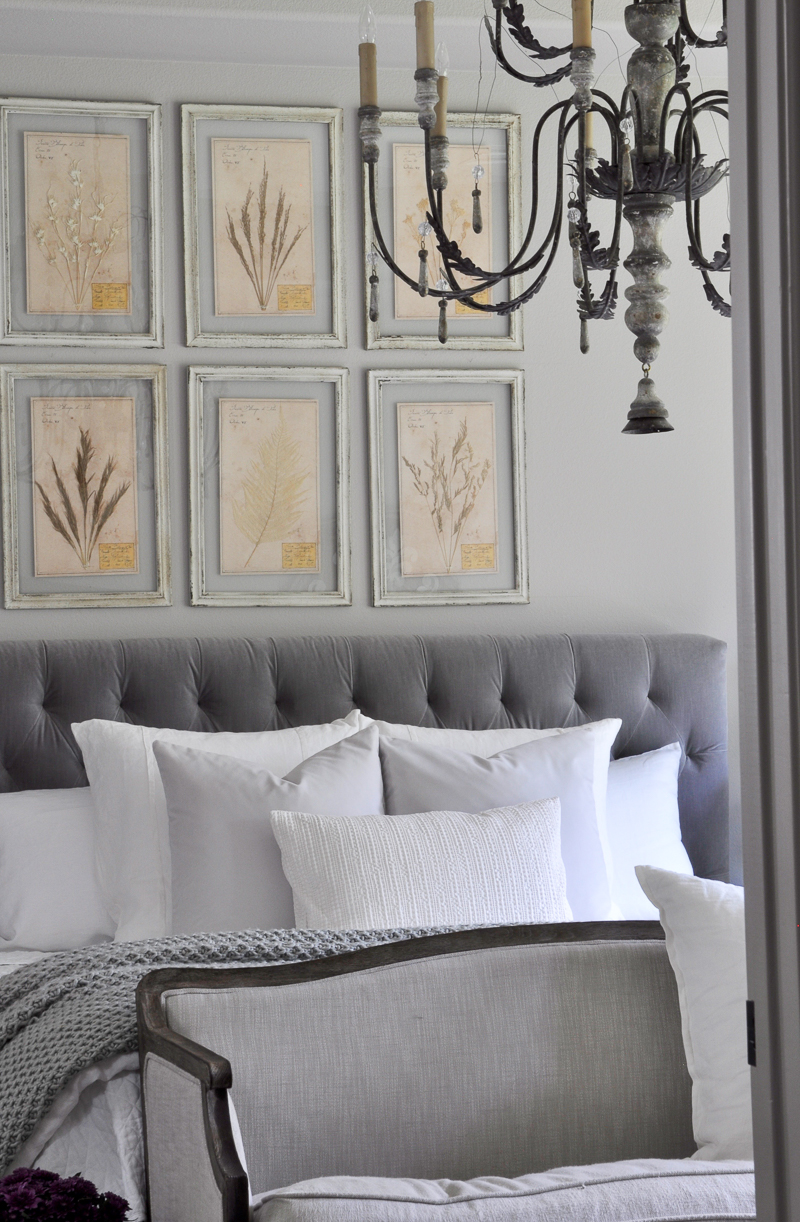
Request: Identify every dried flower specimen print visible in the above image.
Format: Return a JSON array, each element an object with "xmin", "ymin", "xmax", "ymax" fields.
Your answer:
[
  {"xmin": 212, "ymin": 138, "xmax": 315, "ymax": 317},
  {"xmin": 25, "ymin": 133, "xmax": 132, "ymax": 315},
  {"xmin": 219, "ymin": 398, "xmax": 320, "ymax": 573},
  {"xmin": 31, "ymin": 397, "xmax": 138, "ymax": 576},
  {"xmin": 392, "ymin": 143, "xmax": 492, "ymax": 321},
  {"xmin": 397, "ymin": 402, "xmax": 498, "ymax": 577}
]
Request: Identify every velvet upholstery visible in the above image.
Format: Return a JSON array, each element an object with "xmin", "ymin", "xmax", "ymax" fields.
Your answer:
[{"xmin": 0, "ymin": 633, "xmax": 728, "ymax": 879}]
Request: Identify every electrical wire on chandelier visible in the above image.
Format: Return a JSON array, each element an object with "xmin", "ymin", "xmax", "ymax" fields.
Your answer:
[{"xmin": 358, "ymin": 0, "xmax": 729, "ymax": 433}]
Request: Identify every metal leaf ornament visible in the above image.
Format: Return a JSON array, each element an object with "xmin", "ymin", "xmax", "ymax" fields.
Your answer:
[{"xmin": 232, "ymin": 409, "xmax": 310, "ymax": 568}]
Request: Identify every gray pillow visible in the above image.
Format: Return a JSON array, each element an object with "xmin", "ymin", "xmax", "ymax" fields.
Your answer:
[
  {"xmin": 154, "ymin": 726, "xmax": 383, "ymax": 934},
  {"xmin": 379, "ymin": 721, "xmax": 619, "ymax": 920}
]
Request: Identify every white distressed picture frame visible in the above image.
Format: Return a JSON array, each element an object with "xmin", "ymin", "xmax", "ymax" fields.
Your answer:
[
  {"xmin": 1, "ymin": 363, "xmax": 170, "ymax": 607},
  {"xmin": 363, "ymin": 111, "xmax": 522, "ymax": 351},
  {"xmin": 183, "ymin": 104, "xmax": 346, "ymax": 348},
  {"xmin": 368, "ymin": 367, "xmax": 528, "ymax": 606},
  {"xmin": 0, "ymin": 97, "xmax": 163, "ymax": 347},
  {"xmin": 188, "ymin": 365, "xmax": 351, "ymax": 606}
]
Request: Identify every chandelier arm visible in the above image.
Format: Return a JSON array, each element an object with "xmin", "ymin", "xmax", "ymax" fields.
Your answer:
[
  {"xmin": 573, "ymin": 106, "xmax": 624, "ymax": 273},
  {"xmin": 366, "ymin": 163, "xmax": 426, "ymax": 293},
  {"xmin": 671, "ymin": 90, "xmax": 729, "ymax": 161},
  {"xmin": 426, "ymin": 98, "xmax": 571, "ymax": 287},
  {"xmin": 487, "ymin": 7, "xmax": 573, "ymax": 87},
  {"xmin": 434, "ymin": 107, "xmax": 572, "ymax": 314},
  {"xmin": 658, "ymin": 82, "xmax": 692, "ymax": 160},
  {"xmin": 590, "ymin": 89, "xmax": 623, "ymax": 125},
  {"xmin": 681, "ymin": 113, "xmax": 730, "ymax": 275},
  {"xmin": 502, "ymin": 0, "xmax": 572, "ymax": 59},
  {"xmin": 678, "ymin": 0, "xmax": 727, "ymax": 49}
]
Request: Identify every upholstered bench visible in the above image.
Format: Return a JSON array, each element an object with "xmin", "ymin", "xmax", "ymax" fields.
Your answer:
[{"xmin": 137, "ymin": 924, "xmax": 755, "ymax": 1222}]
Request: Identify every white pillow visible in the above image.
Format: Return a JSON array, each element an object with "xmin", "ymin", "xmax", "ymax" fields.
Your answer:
[
  {"xmin": 606, "ymin": 744, "xmax": 693, "ymax": 918},
  {"xmin": 72, "ymin": 709, "xmax": 363, "ymax": 942},
  {"xmin": 154, "ymin": 727, "xmax": 384, "ymax": 934},
  {"xmin": 0, "ymin": 788, "xmax": 114, "ymax": 951},
  {"xmin": 271, "ymin": 800, "xmax": 571, "ymax": 929},
  {"xmin": 378, "ymin": 719, "xmax": 620, "ymax": 920},
  {"xmin": 635, "ymin": 866, "xmax": 751, "ymax": 1160}
]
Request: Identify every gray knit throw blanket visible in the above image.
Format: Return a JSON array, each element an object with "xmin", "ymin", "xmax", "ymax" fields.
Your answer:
[{"xmin": 0, "ymin": 926, "xmax": 451, "ymax": 1173}]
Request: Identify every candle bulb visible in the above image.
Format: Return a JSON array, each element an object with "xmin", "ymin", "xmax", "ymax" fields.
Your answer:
[
  {"xmin": 433, "ymin": 41, "xmax": 449, "ymax": 139},
  {"xmin": 571, "ymin": 0, "xmax": 592, "ymax": 47},
  {"xmin": 359, "ymin": 4, "xmax": 378, "ymax": 109},
  {"xmin": 415, "ymin": 1, "xmax": 436, "ymax": 71}
]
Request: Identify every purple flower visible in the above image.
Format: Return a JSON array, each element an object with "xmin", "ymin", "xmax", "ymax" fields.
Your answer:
[{"xmin": 0, "ymin": 1168, "xmax": 128, "ymax": 1221}]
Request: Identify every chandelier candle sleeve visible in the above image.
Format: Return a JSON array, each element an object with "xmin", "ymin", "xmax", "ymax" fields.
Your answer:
[
  {"xmin": 434, "ymin": 41, "xmax": 449, "ymax": 139},
  {"xmin": 415, "ymin": 1, "xmax": 436, "ymax": 71},
  {"xmin": 571, "ymin": 0, "xmax": 592, "ymax": 47},
  {"xmin": 359, "ymin": 4, "xmax": 378, "ymax": 108}
]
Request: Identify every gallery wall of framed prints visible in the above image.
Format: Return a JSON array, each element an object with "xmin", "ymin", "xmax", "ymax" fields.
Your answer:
[
  {"xmin": 0, "ymin": 83, "xmax": 527, "ymax": 618},
  {"xmin": 0, "ymin": 363, "xmax": 170, "ymax": 608},
  {"xmin": 188, "ymin": 365, "xmax": 350, "ymax": 606},
  {"xmin": 182, "ymin": 104, "xmax": 346, "ymax": 348},
  {"xmin": 362, "ymin": 111, "xmax": 522, "ymax": 351},
  {"xmin": 0, "ymin": 98, "xmax": 163, "ymax": 347},
  {"xmin": 368, "ymin": 367, "xmax": 528, "ymax": 607}
]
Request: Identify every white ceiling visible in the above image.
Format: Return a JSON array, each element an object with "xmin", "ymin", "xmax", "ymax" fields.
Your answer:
[{"xmin": 0, "ymin": 0, "xmax": 726, "ymax": 70}]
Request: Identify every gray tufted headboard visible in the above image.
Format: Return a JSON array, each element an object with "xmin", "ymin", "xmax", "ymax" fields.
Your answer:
[{"xmin": 0, "ymin": 633, "xmax": 728, "ymax": 881}]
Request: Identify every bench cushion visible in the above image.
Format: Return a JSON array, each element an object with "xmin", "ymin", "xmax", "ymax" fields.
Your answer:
[{"xmin": 252, "ymin": 1159, "xmax": 755, "ymax": 1221}]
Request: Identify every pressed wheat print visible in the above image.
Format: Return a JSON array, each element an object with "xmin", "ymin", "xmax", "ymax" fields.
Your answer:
[
  {"xmin": 212, "ymin": 138, "xmax": 315, "ymax": 317},
  {"xmin": 25, "ymin": 133, "xmax": 132, "ymax": 316},
  {"xmin": 392, "ymin": 143, "xmax": 492, "ymax": 322},
  {"xmin": 219, "ymin": 398, "xmax": 320, "ymax": 573},
  {"xmin": 397, "ymin": 401, "xmax": 498, "ymax": 577},
  {"xmin": 31, "ymin": 397, "xmax": 138, "ymax": 576}
]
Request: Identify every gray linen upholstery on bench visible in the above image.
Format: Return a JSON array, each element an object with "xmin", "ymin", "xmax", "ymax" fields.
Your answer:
[
  {"xmin": 137, "ymin": 924, "xmax": 696, "ymax": 1222},
  {"xmin": 0, "ymin": 633, "xmax": 728, "ymax": 879}
]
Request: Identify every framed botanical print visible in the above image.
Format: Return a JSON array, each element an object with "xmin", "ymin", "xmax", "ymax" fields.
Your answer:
[
  {"xmin": 368, "ymin": 368, "xmax": 527, "ymax": 606},
  {"xmin": 363, "ymin": 111, "xmax": 522, "ymax": 351},
  {"xmin": 188, "ymin": 365, "xmax": 350, "ymax": 605},
  {"xmin": 182, "ymin": 105, "xmax": 346, "ymax": 348},
  {"xmin": 1, "ymin": 363, "xmax": 170, "ymax": 607},
  {"xmin": 0, "ymin": 98, "xmax": 163, "ymax": 346}
]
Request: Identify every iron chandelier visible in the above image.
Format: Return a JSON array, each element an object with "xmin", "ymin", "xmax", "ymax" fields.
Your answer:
[{"xmin": 357, "ymin": 0, "xmax": 729, "ymax": 433}]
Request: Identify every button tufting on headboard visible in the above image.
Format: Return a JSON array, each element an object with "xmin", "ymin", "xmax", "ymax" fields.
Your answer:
[{"xmin": 0, "ymin": 633, "xmax": 728, "ymax": 881}]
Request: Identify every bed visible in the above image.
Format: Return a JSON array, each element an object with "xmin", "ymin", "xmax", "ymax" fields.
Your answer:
[{"xmin": 0, "ymin": 632, "xmax": 731, "ymax": 1219}]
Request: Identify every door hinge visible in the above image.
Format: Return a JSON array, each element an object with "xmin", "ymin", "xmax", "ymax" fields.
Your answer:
[{"xmin": 746, "ymin": 999, "xmax": 756, "ymax": 1067}]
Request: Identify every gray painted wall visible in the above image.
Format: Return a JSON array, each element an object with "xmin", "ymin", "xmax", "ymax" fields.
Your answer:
[{"xmin": 0, "ymin": 12, "xmax": 739, "ymax": 870}]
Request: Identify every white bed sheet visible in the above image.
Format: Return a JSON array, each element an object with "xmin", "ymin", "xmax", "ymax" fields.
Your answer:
[{"xmin": 1, "ymin": 954, "xmax": 146, "ymax": 1221}]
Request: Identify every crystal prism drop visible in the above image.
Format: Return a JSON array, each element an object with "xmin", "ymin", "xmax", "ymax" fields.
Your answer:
[
  {"xmin": 472, "ymin": 188, "xmax": 483, "ymax": 234},
  {"xmin": 438, "ymin": 299, "xmax": 448, "ymax": 344},
  {"xmin": 418, "ymin": 248, "xmax": 429, "ymax": 296},
  {"xmin": 621, "ymin": 143, "xmax": 634, "ymax": 192},
  {"xmin": 572, "ymin": 244, "xmax": 585, "ymax": 289},
  {"xmin": 369, "ymin": 272, "xmax": 379, "ymax": 322}
]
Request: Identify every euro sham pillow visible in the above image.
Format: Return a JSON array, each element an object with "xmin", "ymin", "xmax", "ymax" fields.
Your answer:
[
  {"xmin": 154, "ymin": 727, "xmax": 384, "ymax": 934},
  {"xmin": 271, "ymin": 799, "xmax": 571, "ymax": 929},
  {"xmin": 72, "ymin": 708, "xmax": 363, "ymax": 941},
  {"xmin": 606, "ymin": 743, "xmax": 693, "ymax": 918},
  {"xmin": 0, "ymin": 788, "xmax": 114, "ymax": 951},
  {"xmin": 378, "ymin": 719, "xmax": 621, "ymax": 920},
  {"xmin": 635, "ymin": 866, "xmax": 751, "ymax": 1160}
]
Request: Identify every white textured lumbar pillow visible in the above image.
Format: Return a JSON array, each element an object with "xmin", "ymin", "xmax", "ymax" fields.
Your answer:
[
  {"xmin": 271, "ymin": 800, "xmax": 571, "ymax": 929},
  {"xmin": 635, "ymin": 865, "xmax": 751, "ymax": 1160}
]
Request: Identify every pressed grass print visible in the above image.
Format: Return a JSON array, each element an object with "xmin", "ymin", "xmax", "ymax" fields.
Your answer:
[
  {"xmin": 392, "ymin": 143, "xmax": 492, "ymax": 321},
  {"xmin": 219, "ymin": 398, "xmax": 320, "ymax": 573},
  {"xmin": 212, "ymin": 138, "xmax": 315, "ymax": 317},
  {"xmin": 25, "ymin": 132, "xmax": 132, "ymax": 315},
  {"xmin": 398, "ymin": 401, "xmax": 498, "ymax": 577},
  {"xmin": 31, "ymin": 397, "xmax": 138, "ymax": 576}
]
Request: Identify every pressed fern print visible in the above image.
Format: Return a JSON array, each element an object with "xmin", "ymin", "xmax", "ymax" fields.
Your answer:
[{"xmin": 219, "ymin": 398, "xmax": 320, "ymax": 574}]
